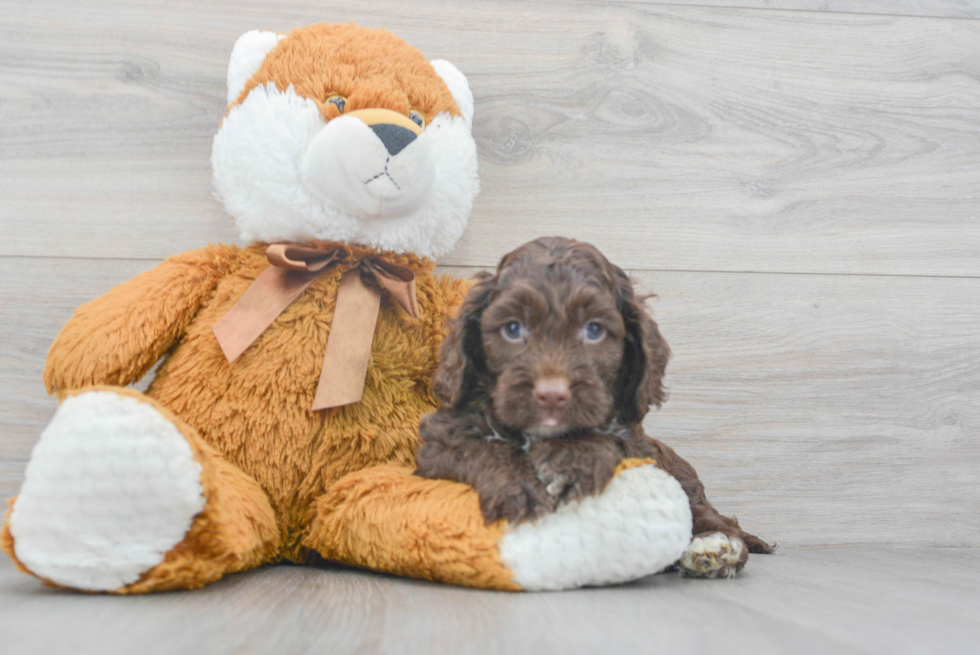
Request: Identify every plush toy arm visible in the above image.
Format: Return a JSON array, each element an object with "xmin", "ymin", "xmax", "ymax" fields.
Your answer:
[
  {"xmin": 44, "ymin": 245, "xmax": 238, "ymax": 393},
  {"xmin": 306, "ymin": 459, "xmax": 693, "ymax": 591}
]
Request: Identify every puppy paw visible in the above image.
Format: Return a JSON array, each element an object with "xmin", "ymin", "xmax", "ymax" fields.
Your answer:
[
  {"xmin": 530, "ymin": 436, "xmax": 619, "ymax": 506},
  {"xmin": 678, "ymin": 532, "xmax": 745, "ymax": 579},
  {"xmin": 479, "ymin": 480, "xmax": 555, "ymax": 525},
  {"xmin": 535, "ymin": 461, "xmax": 570, "ymax": 498}
]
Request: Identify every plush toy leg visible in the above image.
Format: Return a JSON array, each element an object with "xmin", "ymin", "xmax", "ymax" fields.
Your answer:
[
  {"xmin": 304, "ymin": 464, "xmax": 520, "ymax": 590},
  {"xmin": 304, "ymin": 460, "xmax": 693, "ymax": 591},
  {"xmin": 1, "ymin": 387, "xmax": 280, "ymax": 593}
]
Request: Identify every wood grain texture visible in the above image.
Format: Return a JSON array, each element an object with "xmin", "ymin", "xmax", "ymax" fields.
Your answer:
[
  {"xmin": 1, "ymin": 548, "xmax": 978, "ymax": 655},
  {"xmin": 631, "ymin": 269, "xmax": 980, "ymax": 547},
  {"xmin": 633, "ymin": 1, "xmax": 980, "ymax": 20},
  {"xmin": 1, "ymin": 1, "xmax": 979, "ymax": 275},
  {"xmin": 2, "ymin": 258, "xmax": 977, "ymax": 547}
]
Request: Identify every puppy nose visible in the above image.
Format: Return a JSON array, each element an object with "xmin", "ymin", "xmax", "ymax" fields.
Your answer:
[
  {"xmin": 533, "ymin": 377, "xmax": 570, "ymax": 410},
  {"xmin": 369, "ymin": 123, "xmax": 417, "ymax": 156}
]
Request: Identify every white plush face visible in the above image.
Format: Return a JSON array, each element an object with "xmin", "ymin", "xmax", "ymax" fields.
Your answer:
[{"xmin": 212, "ymin": 30, "xmax": 479, "ymax": 260}]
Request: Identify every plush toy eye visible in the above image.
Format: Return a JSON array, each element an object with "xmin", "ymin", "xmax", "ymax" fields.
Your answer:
[
  {"xmin": 502, "ymin": 320, "xmax": 524, "ymax": 342},
  {"xmin": 326, "ymin": 95, "xmax": 347, "ymax": 113},
  {"xmin": 584, "ymin": 321, "xmax": 605, "ymax": 342},
  {"xmin": 409, "ymin": 110, "xmax": 425, "ymax": 128}
]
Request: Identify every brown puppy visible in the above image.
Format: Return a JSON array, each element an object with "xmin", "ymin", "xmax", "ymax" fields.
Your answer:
[{"xmin": 416, "ymin": 237, "xmax": 773, "ymax": 575}]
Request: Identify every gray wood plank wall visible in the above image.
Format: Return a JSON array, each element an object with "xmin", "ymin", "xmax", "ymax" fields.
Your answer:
[
  {"xmin": 630, "ymin": 1, "xmax": 980, "ymax": 19},
  {"xmin": 1, "ymin": 0, "xmax": 978, "ymax": 548}
]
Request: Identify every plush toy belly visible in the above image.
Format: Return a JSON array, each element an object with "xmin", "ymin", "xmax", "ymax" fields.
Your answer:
[
  {"xmin": 140, "ymin": 245, "xmax": 456, "ymax": 550},
  {"xmin": 305, "ymin": 459, "xmax": 693, "ymax": 591}
]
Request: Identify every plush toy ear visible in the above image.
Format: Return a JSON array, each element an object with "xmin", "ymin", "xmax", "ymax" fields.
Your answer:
[
  {"xmin": 430, "ymin": 59, "xmax": 474, "ymax": 125},
  {"xmin": 226, "ymin": 30, "xmax": 284, "ymax": 105}
]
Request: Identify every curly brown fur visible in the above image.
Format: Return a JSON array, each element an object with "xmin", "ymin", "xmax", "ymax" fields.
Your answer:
[
  {"xmin": 417, "ymin": 412, "xmax": 555, "ymax": 523},
  {"xmin": 417, "ymin": 237, "xmax": 774, "ymax": 560}
]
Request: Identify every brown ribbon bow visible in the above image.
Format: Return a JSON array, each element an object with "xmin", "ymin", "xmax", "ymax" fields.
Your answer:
[{"xmin": 213, "ymin": 244, "xmax": 419, "ymax": 410}]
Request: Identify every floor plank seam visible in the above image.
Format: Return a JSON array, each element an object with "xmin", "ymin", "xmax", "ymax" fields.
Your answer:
[
  {"xmin": 2, "ymin": 254, "xmax": 977, "ymax": 283},
  {"xmin": 623, "ymin": 267, "xmax": 980, "ymax": 281}
]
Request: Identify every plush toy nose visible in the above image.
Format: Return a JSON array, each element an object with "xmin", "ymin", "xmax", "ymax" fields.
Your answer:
[
  {"xmin": 369, "ymin": 123, "xmax": 417, "ymax": 156},
  {"xmin": 345, "ymin": 108, "xmax": 422, "ymax": 156},
  {"xmin": 533, "ymin": 377, "xmax": 571, "ymax": 411}
]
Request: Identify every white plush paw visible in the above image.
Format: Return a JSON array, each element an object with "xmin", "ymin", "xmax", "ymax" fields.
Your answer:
[
  {"xmin": 8, "ymin": 391, "xmax": 205, "ymax": 591},
  {"xmin": 498, "ymin": 465, "xmax": 693, "ymax": 591},
  {"xmin": 679, "ymin": 532, "xmax": 745, "ymax": 579}
]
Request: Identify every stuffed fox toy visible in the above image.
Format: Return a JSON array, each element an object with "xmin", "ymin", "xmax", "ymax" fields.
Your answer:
[{"xmin": 2, "ymin": 23, "xmax": 693, "ymax": 593}]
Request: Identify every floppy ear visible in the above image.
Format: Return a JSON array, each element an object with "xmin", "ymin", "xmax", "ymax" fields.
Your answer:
[
  {"xmin": 613, "ymin": 270, "xmax": 671, "ymax": 424},
  {"xmin": 434, "ymin": 272, "xmax": 496, "ymax": 410}
]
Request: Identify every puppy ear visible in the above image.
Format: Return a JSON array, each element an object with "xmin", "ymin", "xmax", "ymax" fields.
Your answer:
[
  {"xmin": 434, "ymin": 272, "xmax": 495, "ymax": 410},
  {"xmin": 614, "ymin": 271, "xmax": 671, "ymax": 424}
]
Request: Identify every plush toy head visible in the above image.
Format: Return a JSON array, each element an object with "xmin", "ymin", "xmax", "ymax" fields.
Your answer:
[{"xmin": 212, "ymin": 23, "xmax": 478, "ymax": 259}]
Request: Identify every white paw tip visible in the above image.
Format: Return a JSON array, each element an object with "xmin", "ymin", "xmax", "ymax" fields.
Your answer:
[
  {"xmin": 498, "ymin": 465, "xmax": 693, "ymax": 591},
  {"xmin": 9, "ymin": 391, "xmax": 205, "ymax": 591}
]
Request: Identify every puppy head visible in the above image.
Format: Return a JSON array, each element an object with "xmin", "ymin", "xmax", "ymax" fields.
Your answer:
[{"xmin": 435, "ymin": 237, "xmax": 670, "ymax": 433}]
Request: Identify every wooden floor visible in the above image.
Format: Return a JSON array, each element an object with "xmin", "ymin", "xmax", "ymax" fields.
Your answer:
[
  {"xmin": 2, "ymin": 548, "xmax": 979, "ymax": 655},
  {"xmin": 1, "ymin": 0, "xmax": 978, "ymax": 652}
]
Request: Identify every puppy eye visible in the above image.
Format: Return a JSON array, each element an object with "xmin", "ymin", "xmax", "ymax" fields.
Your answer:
[
  {"xmin": 584, "ymin": 321, "xmax": 605, "ymax": 342},
  {"xmin": 409, "ymin": 110, "xmax": 425, "ymax": 128},
  {"xmin": 502, "ymin": 320, "xmax": 525, "ymax": 342},
  {"xmin": 327, "ymin": 95, "xmax": 347, "ymax": 113}
]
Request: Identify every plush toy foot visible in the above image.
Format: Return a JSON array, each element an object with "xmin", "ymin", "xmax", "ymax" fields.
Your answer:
[
  {"xmin": 2, "ymin": 387, "xmax": 279, "ymax": 592},
  {"xmin": 678, "ymin": 532, "xmax": 746, "ymax": 579},
  {"xmin": 305, "ymin": 459, "xmax": 693, "ymax": 591}
]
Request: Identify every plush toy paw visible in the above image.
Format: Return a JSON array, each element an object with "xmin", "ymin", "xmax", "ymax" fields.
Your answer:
[
  {"xmin": 6, "ymin": 389, "xmax": 205, "ymax": 591},
  {"xmin": 678, "ymin": 532, "xmax": 746, "ymax": 579},
  {"xmin": 498, "ymin": 462, "xmax": 693, "ymax": 590}
]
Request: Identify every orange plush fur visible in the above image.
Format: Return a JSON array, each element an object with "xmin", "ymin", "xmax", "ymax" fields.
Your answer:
[{"xmin": 234, "ymin": 23, "xmax": 462, "ymax": 123}]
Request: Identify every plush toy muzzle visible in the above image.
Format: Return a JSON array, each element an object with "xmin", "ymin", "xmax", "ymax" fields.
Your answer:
[{"xmin": 300, "ymin": 108, "xmax": 435, "ymax": 220}]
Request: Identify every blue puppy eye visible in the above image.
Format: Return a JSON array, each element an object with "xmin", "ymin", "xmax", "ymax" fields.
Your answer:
[
  {"xmin": 584, "ymin": 321, "xmax": 605, "ymax": 341},
  {"xmin": 502, "ymin": 320, "xmax": 524, "ymax": 342}
]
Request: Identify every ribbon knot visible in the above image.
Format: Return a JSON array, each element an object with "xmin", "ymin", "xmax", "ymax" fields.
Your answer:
[{"xmin": 213, "ymin": 244, "xmax": 419, "ymax": 410}]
